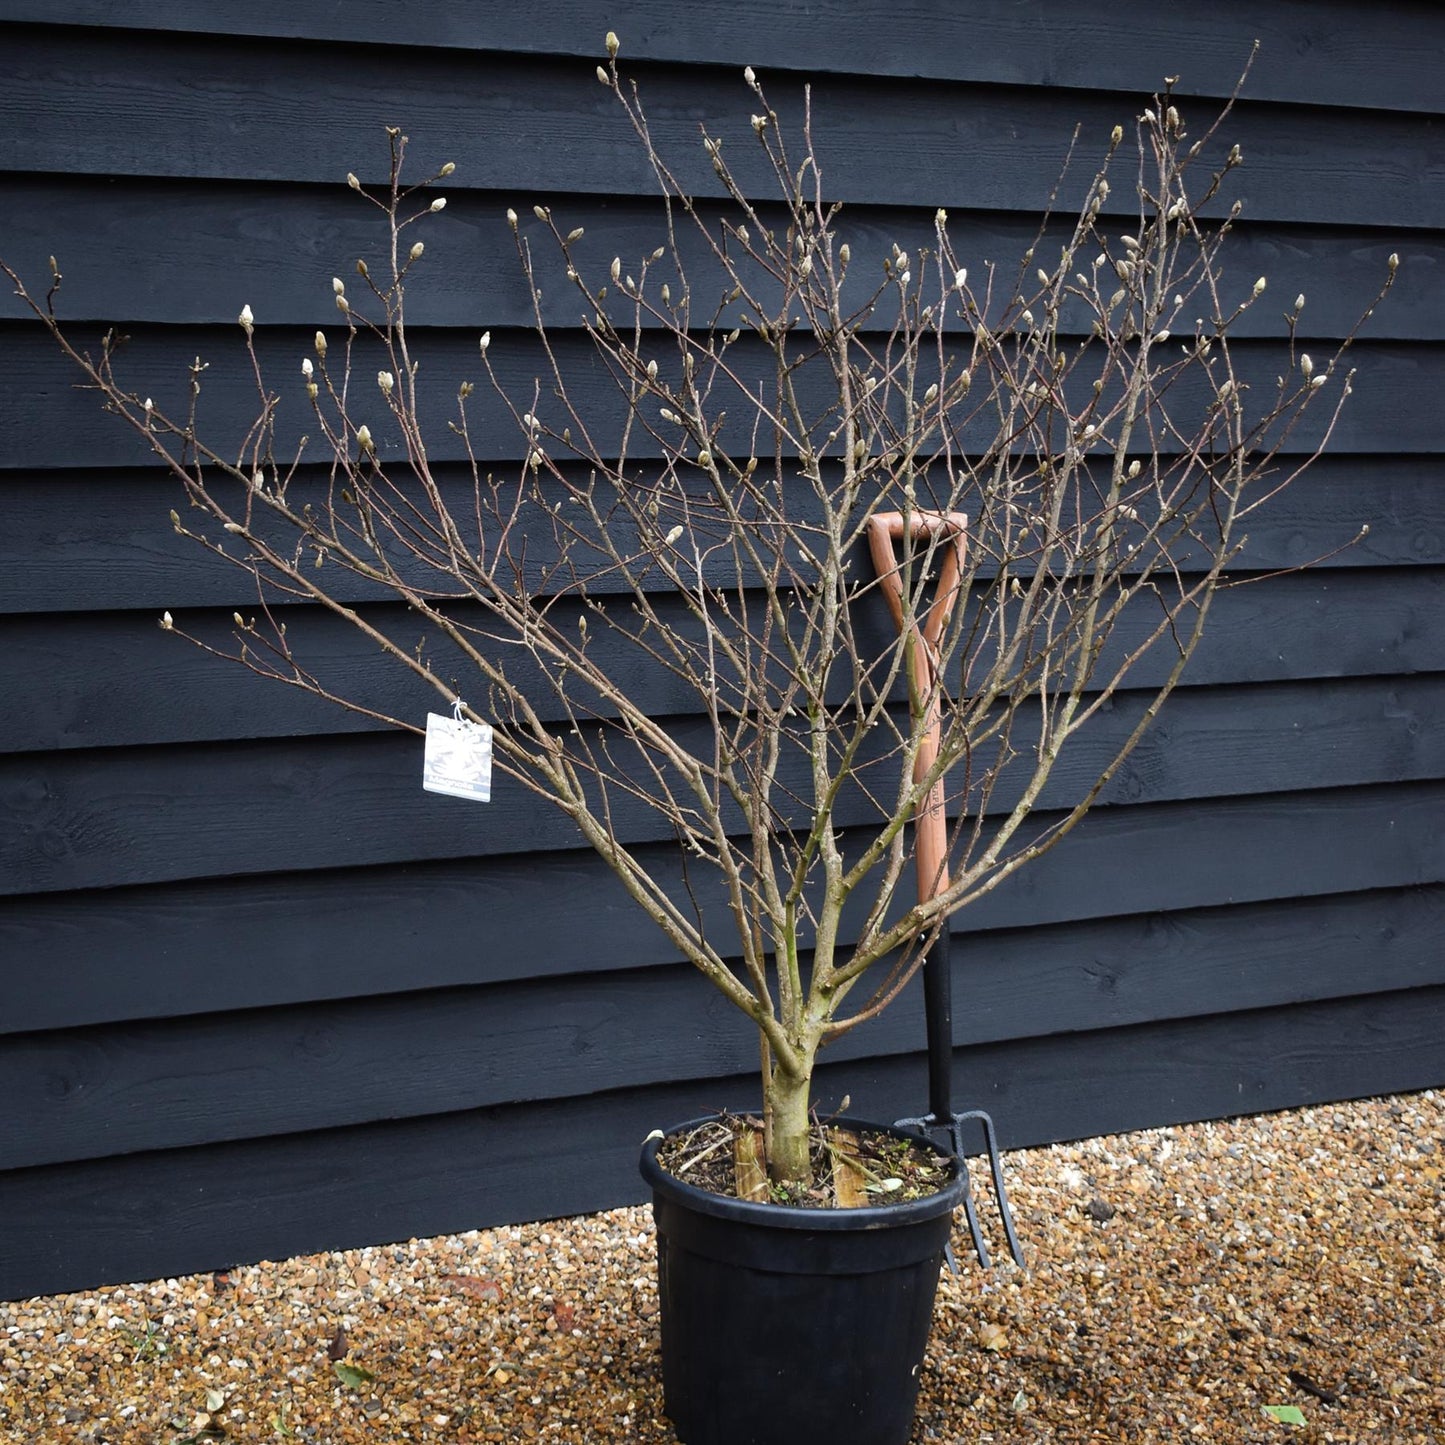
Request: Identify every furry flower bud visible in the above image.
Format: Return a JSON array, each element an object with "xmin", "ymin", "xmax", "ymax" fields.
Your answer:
[
  {"xmin": 480, "ymin": 331, "xmax": 491, "ymax": 354},
  {"xmin": 1253, "ymin": 276, "xmax": 1267, "ymax": 296},
  {"xmin": 439, "ymin": 162, "xmax": 456, "ymax": 177},
  {"xmin": 347, "ymin": 172, "xmax": 361, "ymax": 190},
  {"xmin": 356, "ymin": 424, "xmax": 373, "ymax": 452},
  {"xmin": 315, "ymin": 331, "xmax": 328, "ymax": 357},
  {"xmin": 597, "ymin": 65, "xmax": 609, "ymax": 84},
  {"xmin": 409, "ymin": 241, "xmax": 425, "ymax": 261},
  {"xmin": 430, "ymin": 197, "xmax": 447, "ymax": 212},
  {"xmin": 238, "ymin": 304, "xmax": 254, "ymax": 333},
  {"xmin": 301, "ymin": 358, "xmax": 314, "ymax": 378},
  {"xmin": 378, "ymin": 370, "xmax": 394, "ymax": 395},
  {"xmin": 160, "ymin": 611, "xmax": 174, "ymax": 630},
  {"xmin": 605, "ymin": 30, "xmax": 619, "ymax": 56},
  {"xmin": 1300, "ymin": 354, "xmax": 1314, "ymax": 379},
  {"xmin": 664, "ymin": 525, "xmax": 684, "ymax": 546},
  {"xmin": 332, "ymin": 277, "xmax": 345, "ymax": 295}
]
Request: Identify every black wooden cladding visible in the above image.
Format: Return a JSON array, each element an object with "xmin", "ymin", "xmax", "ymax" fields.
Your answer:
[
  {"xmin": 4, "ymin": 779, "xmax": 1442, "ymax": 1035},
  {"xmin": 7, "ymin": 568, "xmax": 1445, "ymax": 754},
  {"xmin": 4, "ymin": 25, "xmax": 1445, "ymax": 229},
  {"xmin": 5, "ymin": 675, "xmax": 1445, "ymax": 898},
  {"xmin": 2, "ymin": 4, "xmax": 1444, "ymax": 1299}
]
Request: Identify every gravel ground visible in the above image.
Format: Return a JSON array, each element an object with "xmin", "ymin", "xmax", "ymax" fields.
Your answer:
[{"xmin": 2, "ymin": 1089, "xmax": 1440, "ymax": 1444}]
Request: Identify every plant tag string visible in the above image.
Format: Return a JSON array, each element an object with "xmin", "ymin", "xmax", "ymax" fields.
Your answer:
[{"xmin": 422, "ymin": 699, "xmax": 493, "ymax": 802}]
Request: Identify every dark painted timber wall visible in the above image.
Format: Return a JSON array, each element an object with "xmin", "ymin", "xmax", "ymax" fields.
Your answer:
[{"xmin": 1, "ymin": 1, "xmax": 1443, "ymax": 1301}]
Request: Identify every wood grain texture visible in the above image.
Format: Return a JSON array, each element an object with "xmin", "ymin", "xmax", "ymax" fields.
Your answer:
[
  {"xmin": 3, "ymin": 782, "xmax": 1443, "ymax": 1035},
  {"xmin": 2, "ymin": 26, "xmax": 1443, "ymax": 228},
  {"xmin": 2, "ymin": 175, "xmax": 1431, "ymax": 339},
  {"xmin": 3, "ymin": 883, "xmax": 1443, "ymax": 1171},
  {"xmin": 2, "ymin": 982, "xmax": 1441, "ymax": 1301},
  {"xmin": 5, "ymin": 456, "xmax": 1442, "ymax": 618},
  {"xmin": 6, "ymin": 567, "xmax": 1444, "ymax": 752},
  {"xmin": 10, "ymin": 1, "xmax": 1445, "ymax": 113},
  {"xmin": 1, "ymin": 324, "xmax": 1437, "ymax": 472},
  {"xmin": 4, "ymin": 673, "xmax": 1445, "ymax": 896}
]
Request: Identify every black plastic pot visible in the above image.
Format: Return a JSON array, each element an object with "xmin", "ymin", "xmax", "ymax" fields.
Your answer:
[{"xmin": 639, "ymin": 1116, "xmax": 967, "ymax": 1445}]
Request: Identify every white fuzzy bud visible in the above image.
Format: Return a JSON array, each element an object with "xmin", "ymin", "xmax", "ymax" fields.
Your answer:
[
  {"xmin": 336, "ymin": 294, "xmax": 350, "ymax": 313},
  {"xmin": 1111, "ymin": 124, "xmax": 1123, "ymax": 145},
  {"xmin": 1388, "ymin": 252, "xmax": 1399, "ymax": 272},
  {"xmin": 596, "ymin": 65, "xmax": 610, "ymax": 85},
  {"xmin": 252, "ymin": 470, "xmax": 264, "ymax": 491},
  {"xmin": 664, "ymin": 525, "xmax": 684, "ymax": 546},
  {"xmin": 923, "ymin": 383, "xmax": 938, "ymax": 405},
  {"xmin": 1310, "ymin": 374, "xmax": 1327, "ymax": 389},
  {"xmin": 751, "ymin": 114, "xmax": 766, "ymax": 136},
  {"xmin": 223, "ymin": 522, "xmax": 244, "ymax": 534},
  {"xmin": 567, "ymin": 227, "xmax": 585, "ymax": 243},
  {"xmin": 160, "ymin": 611, "xmax": 174, "ymax": 630},
  {"xmin": 533, "ymin": 205, "xmax": 549, "ymax": 222},
  {"xmin": 605, "ymin": 30, "xmax": 619, "ymax": 56},
  {"xmin": 332, "ymin": 277, "xmax": 345, "ymax": 295},
  {"xmin": 1127, "ymin": 459, "xmax": 1142, "ymax": 479},
  {"xmin": 744, "ymin": 65, "xmax": 756, "ymax": 86},
  {"xmin": 1253, "ymin": 276, "xmax": 1267, "ymax": 296},
  {"xmin": 378, "ymin": 370, "xmax": 394, "ymax": 395},
  {"xmin": 528, "ymin": 448, "xmax": 544, "ymax": 468},
  {"xmin": 1300, "ymin": 354, "xmax": 1314, "ymax": 379},
  {"xmin": 430, "ymin": 197, "xmax": 447, "ymax": 213},
  {"xmin": 839, "ymin": 242, "xmax": 850, "ymax": 265},
  {"xmin": 610, "ymin": 257, "xmax": 621, "ymax": 282},
  {"xmin": 356, "ymin": 424, "xmax": 373, "ymax": 452},
  {"xmin": 646, "ymin": 359, "xmax": 658, "ymax": 380},
  {"xmin": 955, "ymin": 268, "xmax": 968, "ymax": 291},
  {"xmin": 143, "ymin": 397, "xmax": 153, "ymax": 413},
  {"xmin": 480, "ymin": 331, "xmax": 491, "ymax": 354},
  {"xmin": 1038, "ymin": 268, "xmax": 1050, "ymax": 287},
  {"xmin": 1295, "ymin": 294, "xmax": 1306, "ymax": 311},
  {"xmin": 410, "ymin": 241, "xmax": 425, "ymax": 261},
  {"xmin": 300, "ymin": 358, "xmax": 313, "ymax": 379},
  {"xmin": 798, "ymin": 255, "xmax": 812, "ymax": 277},
  {"xmin": 238, "ymin": 304, "xmax": 254, "ymax": 332},
  {"xmin": 439, "ymin": 162, "xmax": 456, "ymax": 177},
  {"xmin": 696, "ymin": 450, "xmax": 712, "ymax": 468},
  {"xmin": 659, "ymin": 408, "xmax": 679, "ymax": 424},
  {"xmin": 306, "ymin": 382, "xmax": 318, "ymax": 399},
  {"xmin": 315, "ymin": 331, "xmax": 328, "ymax": 357},
  {"xmin": 506, "ymin": 208, "xmax": 518, "ymax": 229},
  {"xmin": 1152, "ymin": 329, "xmax": 1170, "ymax": 344},
  {"xmin": 347, "ymin": 172, "xmax": 360, "ymax": 190}
]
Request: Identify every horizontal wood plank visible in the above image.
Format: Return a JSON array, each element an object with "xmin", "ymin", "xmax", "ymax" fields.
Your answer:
[
  {"xmin": 3, "ymin": 27, "xmax": 1443, "ymax": 228},
  {"xmin": 2, "ymin": 983, "xmax": 1440, "ymax": 1300},
  {"xmin": 4, "ymin": 455, "xmax": 1441, "ymax": 618},
  {"xmin": 2, "ymin": 176, "xmax": 1431, "ymax": 339},
  {"xmin": 3, "ymin": 781, "xmax": 1444, "ymax": 1032},
  {"xmin": 11, "ymin": 2, "xmax": 1445, "ymax": 114},
  {"xmin": 3, "ymin": 673, "xmax": 1444, "ymax": 895},
  {"xmin": 1, "ymin": 325, "xmax": 1436, "ymax": 472},
  {"xmin": 4, "ymin": 883, "xmax": 1443, "ymax": 1170},
  {"xmin": 6, "ymin": 567, "xmax": 1444, "ymax": 751}
]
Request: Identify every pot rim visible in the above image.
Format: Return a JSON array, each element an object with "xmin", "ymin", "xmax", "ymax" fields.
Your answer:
[{"xmin": 639, "ymin": 1113, "xmax": 968, "ymax": 1231}]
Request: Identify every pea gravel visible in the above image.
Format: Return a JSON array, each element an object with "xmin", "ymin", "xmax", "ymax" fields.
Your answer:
[{"xmin": 2, "ymin": 1090, "xmax": 1440, "ymax": 1444}]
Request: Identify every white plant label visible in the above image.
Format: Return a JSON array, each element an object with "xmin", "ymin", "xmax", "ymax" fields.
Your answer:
[{"xmin": 423, "ymin": 712, "xmax": 493, "ymax": 802}]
